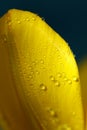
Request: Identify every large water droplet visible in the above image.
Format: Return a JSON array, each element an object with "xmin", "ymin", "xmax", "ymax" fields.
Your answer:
[{"xmin": 40, "ymin": 84, "xmax": 47, "ymax": 91}]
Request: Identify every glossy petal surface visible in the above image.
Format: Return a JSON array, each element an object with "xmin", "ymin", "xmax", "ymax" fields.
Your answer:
[{"xmin": 0, "ymin": 9, "xmax": 84, "ymax": 130}]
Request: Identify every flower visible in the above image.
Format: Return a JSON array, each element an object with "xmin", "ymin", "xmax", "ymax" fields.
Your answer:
[{"xmin": 0, "ymin": 9, "xmax": 86, "ymax": 130}]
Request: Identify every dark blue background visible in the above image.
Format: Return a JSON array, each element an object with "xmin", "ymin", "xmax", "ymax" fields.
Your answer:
[{"xmin": 0, "ymin": 0, "xmax": 87, "ymax": 63}]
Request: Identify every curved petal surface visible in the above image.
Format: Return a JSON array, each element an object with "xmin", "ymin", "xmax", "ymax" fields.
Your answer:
[{"xmin": 0, "ymin": 9, "xmax": 84, "ymax": 130}]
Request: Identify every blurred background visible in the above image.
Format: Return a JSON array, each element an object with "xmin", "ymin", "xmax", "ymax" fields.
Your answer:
[{"xmin": 0, "ymin": 0, "xmax": 87, "ymax": 63}]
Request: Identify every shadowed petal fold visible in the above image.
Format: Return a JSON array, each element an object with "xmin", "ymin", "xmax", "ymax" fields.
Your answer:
[{"xmin": 79, "ymin": 58, "xmax": 87, "ymax": 130}]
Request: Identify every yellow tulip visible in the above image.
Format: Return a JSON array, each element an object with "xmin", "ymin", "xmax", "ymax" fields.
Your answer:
[
  {"xmin": 0, "ymin": 9, "xmax": 85, "ymax": 130},
  {"xmin": 79, "ymin": 59, "xmax": 87, "ymax": 130}
]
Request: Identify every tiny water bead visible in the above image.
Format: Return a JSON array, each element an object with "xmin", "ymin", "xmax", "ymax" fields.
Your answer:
[
  {"xmin": 72, "ymin": 111, "xmax": 76, "ymax": 116},
  {"xmin": 67, "ymin": 80, "xmax": 72, "ymax": 85},
  {"xmin": 32, "ymin": 17, "xmax": 36, "ymax": 21},
  {"xmin": 57, "ymin": 73, "xmax": 62, "ymax": 78},
  {"xmin": 55, "ymin": 80, "xmax": 60, "ymax": 87},
  {"xmin": 50, "ymin": 75, "xmax": 55, "ymax": 81},
  {"xmin": 41, "ymin": 17, "xmax": 45, "ymax": 21},
  {"xmin": 26, "ymin": 18, "xmax": 30, "ymax": 21},
  {"xmin": 28, "ymin": 66, "xmax": 32, "ymax": 70},
  {"xmin": 40, "ymin": 84, "xmax": 47, "ymax": 91},
  {"xmin": 57, "ymin": 124, "xmax": 71, "ymax": 130},
  {"xmin": 17, "ymin": 20, "xmax": 21, "ymax": 24},
  {"xmin": 47, "ymin": 108, "xmax": 57, "ymax": 118},
  {"xmin": 36, "ymin": 71, "xmax": 39, "ymax": 75},
  {"xmin": 3, "ymin": 36, "xmax": 7, "ymax": 42},
  {"xmin": 73, "ymin": 77, "xmax": 79, "ymax": 82},
  {"xmin": 1, "ymin": 34, "xmax": 7, "ymax": 43},
  {"xmin": 30, "ymin": 71, "xmax": 34, "ymax": 75},
  {"xmin": 40, "ymin": 59, "xmax": 44, "ymax": 64},
  {"xmin": 50, "ymin": 109, "xmax": 56, "ymax": 117},
  {"xmin": 64, "ymin": 77, "xmax": 68, "ymax": 81},
  {"xmin": 28, "ymin": 75, "xmax": 32, "ymax": 79}
]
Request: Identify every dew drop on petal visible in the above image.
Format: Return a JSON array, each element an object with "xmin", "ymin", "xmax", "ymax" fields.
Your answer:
[
  {"xmin": 36, "ymin": 71, "xmax": 39, "ymax": 75},
  {"xmin": 47, "ymin": 108, "xmax": 57, "ymax": 117},
  {"xmin": 57, "ymin": 124, "xmax": 71, "ymax": 130},
  {"xmin": 68, "ymin": 80, "xmax": 72, "ymax": 84},
  {"xmin": 50, "ymin": 75, "xmax": 55, "ymax": 81},
  {"xmin": 73, "ymin": 77, "xmax": 79, "ymax": 82},
  {"xmin": 57, "ymin": 73, "xmax": 62, "ymax": 78},
  {"xmin": 72, "ymin": 111, "xmax": 76, "ymax": 116},
  {"xmin": 17, "ymin": 21, "xmax": 21, "ymax": 24},
  {"xmin": 55, "ymin": 81, "xmax": 60, "ymax": 87},
  {"xmin": 40, "ymin": 59, "xmax": 44, "ymax": 64},
  {"xmin": 40, "ymin": 84, "xmax": 47, "ymax": 91}
]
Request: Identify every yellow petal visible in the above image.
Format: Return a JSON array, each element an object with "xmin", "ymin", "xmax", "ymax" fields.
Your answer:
[
  {"xmin": 0, "ymin": 112, "xmax": 10, "ymax": 130},
  {"xmin": 79, "ymin": 58, "xmax": 87, "ymax": 130},
  {"xmin": 0, "ymin": 9, "xmax": 84, "ymax": 130},
  {"xmin": 0, "ymin": 15, "xmax": 37, "ymax": 130}
]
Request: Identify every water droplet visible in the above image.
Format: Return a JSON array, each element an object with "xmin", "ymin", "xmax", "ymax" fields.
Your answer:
[
  {"xmin": 8, "ymin": 21, "xmax": 11, "ymax": 26},
  {"xmin": 40, "ymin": 60, "xmax": 44, "ymax": 64},
  {"xmin": 36, "ymin": 71, "xmax": 39, "ymax": 74},
  {"xmin": 72, "ymin": 112, "xmax": 75, "ymax": 116},
  {"xmin": 57, "ymin": 124, "xmax": 71, "ymax": 130},
  {"xmin": 28, "ymin": 66, "xmax": 32, "ymax": 70},
  {"xmin": 32, "ymin": 61, "xmax": 36, "ymax": 65},
  {"xmin": 57, "ymin": 73, "xmax": 62, "ymax": 78},
  {"xmin": 3, "ymin": 37, "xmax": 7, "ymax": 42},
  {"xmin": 47, "ymin": 108, "xmax": 57, "ymax": 117},
  {"xmin": 32, "ymin": 17, "xmax": 36, "ymax": 21},
  {"xmin": 43, "ymin": 55, "xmax": 46, "ymax": 58},
  {"xmin": 17, "ymin": 21, "xmax": 21, "ymax": 24},
  {"xmin": 55, "ymin": 81, "xmax": 60, "ymax": 87},
  {"xmin": 50, "ymin": 75, "xmax": 55, "ymax": 81},
  {"xmin": 68, "ymin": 80, "xmax": 72, "ymax": 84},
  {"xmin": 29, "ymin": 75, "xmax": 32, "ymax": 79},
  {"xmin": 26, "ymin": 18, "xmax": 30, "ymax": 21},
  {"xmin": 73, "ymin": 77, "xmax": 79, "ymax": 82},
  {"xmin": 31, "ymin": 71, "xmax": 34, "ymax": 75},
  {"xmin": 64, "ymin": 78, "xmax": 68, "ymax": 81},
  {"xmin": 42, "ymin": 17, "xmax": 45, "ymax": 21},
  {"xmin": 50, "ymin": 110, "xmax": 56, "ymax": 117},
  {"xmin": 2, "ymin": 35, "xmax": 7, "ymax": 42},
  {"xmin": 40, "ymin": 84, "xmax": 47, "ymax": 91}
]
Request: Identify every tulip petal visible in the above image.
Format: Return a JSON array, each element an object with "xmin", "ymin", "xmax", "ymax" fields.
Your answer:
[
  {"xmin": 79, "ymin": 58, "xmax": 87, "ymax": 130},
  {"xmin": 0, "ymin": 112, "xmax": 10, "ymax": 130},
  {"xmin": 0, "ymin": 13, "xmax": 39, "ymax": 130},
  {"xmin": 0, "ymin": 9, "xmax": 84, "ymax": 130}
]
